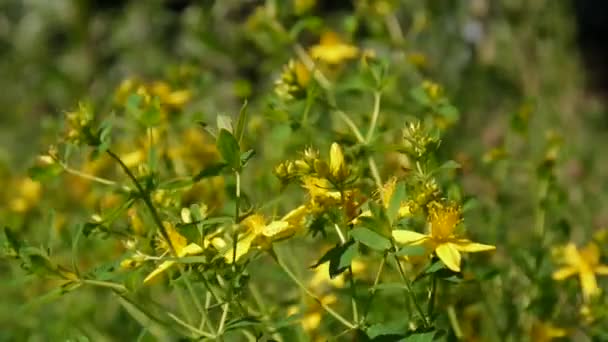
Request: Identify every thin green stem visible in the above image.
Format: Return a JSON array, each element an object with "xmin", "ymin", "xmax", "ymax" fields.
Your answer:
[
  {"xmin": 217, "ymin": 303, "xmax": 230, "ymax": 334},
  {"xmin": 59, "ymin": 161, "xmax": 128, "ymax": 190},
  {"xmin": 81, "ymin": 279, "xmax": 127, "ymax": 292},
  {"xmin": 427, "ymin": 274, "xmax": 437, "ymax": 319},
  {"xmin": 106, "ymin": 150, "xmax": 175, "ymax": 255},
  {"xmin": 447, "ymin": 305, "xmax": 463, "ymax": 340},
  {"xmin": 368, "ymin": 157, "xmax": 384, "ymax": 197},
  {"xmin": 106, "ymin": 150, "xmax": 210, "ymax": 332},
  {"xmin": 182, "ymin": 273, "xmax": 215, "ymax": 335},
  {"xmin": 393, "ymin": 255, "xmax": 430, "ymax": 327},
  {"xmin": 366, "ymin": 91, "xmax": 382, "ymax": 143},
  {"xmin": 275, "ymin": 256, "xmax": 356, "ymax": 330},
  {"xmin": 293, "ymin": 43, "xmax": 331, "ymax": 90},
  {"xmin": 362, "ymin": 257, "xmax": 385, "ymax": 319},
  {"xmin": 167, "ymin": 312, "xmax": 216, "ymax": 339}
]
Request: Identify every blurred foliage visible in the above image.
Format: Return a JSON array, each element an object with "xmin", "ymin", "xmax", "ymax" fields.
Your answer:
[{"xmin": 1, "ymin": 0, "xmax": 608, "ymax": 341}]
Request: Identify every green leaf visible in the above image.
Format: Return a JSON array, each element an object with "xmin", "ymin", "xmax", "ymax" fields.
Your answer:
[
  {"xmin": 437, "ymin": 160, "xmax": 461, "ymax": 172},
  {"xmin": 240, "ymin": 149, "xmax": 256, "ymax": 167},
  {"xmin": 423, "ymin": 260, "xmax": 445, "ymax": 275},
  {"xmin": 350, "ymin": 227, "xmax": 391, "ymax": 251},
  {"xmin": 395, "ymin": 245, "xmax": 427, "ymax": 257},
  {"xmin": 192, "ymin": 162, "xmax": 228, "ymax": 181},
  {"xmin": 216, "ymin": 129, "xmax": 241, "ymax": 170},
  {"xmin": 115, "ymin": 294, "xmax": 174, "ymax": 340},
  {"xmin": 371, "ymin": 282, "xmax": 408, "ymax": 292},
  {"xmin": 224, "ymin": 316, "xmax": 262, "ymax": 332},
  {"xmin": 2, "ymin": 227, "xmax": 22, "ymax": 257},
  {"xmin": 311, "ymin": 240, "xmax": 357, "ymax": 278},
  {"xmin": 28, "ymin": 163, "xmax": 63, "ymax": 181},
  {"xmin": 405, "ymin": 330, "xmax": 436, "ymax": 342},
  {"xmin": 410, "ymin": 86, "xmax": 430, "ymax": 106},
  {"xmin": 216, "ymin": 114, "xmax": 233, "ymax": 133},
  {"xmin": 437, "ymin": 104, "xmax": 459, "ymax": 122},
  {"xmin": 235, "ymin": 100, "xmax": 248, "ymax": 144},
  {"xmin": 140, "ymin": 98, "xmax": 162, "ymax": 127},
  {"xmin": 387, "ymin": 182, "xmax": 406, "ymax": 224},
  {"xmin": 366, "ymin": 320, "xmax": 407, "ymax": 339}
]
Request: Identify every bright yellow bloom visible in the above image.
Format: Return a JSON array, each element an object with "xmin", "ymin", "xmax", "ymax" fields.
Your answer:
[
  {"xmin": 552, "ymin": 242, "xmax": 608, "ymax": 300},
  {"xmin": 222, "ymin": 206, "xmax": 308, "ymax": 263},
  {"xmin": 144, "ymin": 222, "xmax": 203, "ymax": 283},
  {"xmin": 392, "ymin": 203, "xmax": 495, "ymax": 272},
  {"xmin": 309, "ymin": 31, "xmax": 359, "ymax": 64},
  {"xmin": 329, "ymin": 142, "xmax": 345, "ymax": 178}
]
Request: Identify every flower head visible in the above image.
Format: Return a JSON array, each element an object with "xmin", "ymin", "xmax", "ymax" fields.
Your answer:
[
  {"xmin": 392, "ymin": 202, "xmax": 495, "ymax": 272},
  {"xmin": 309, "ymin": 31, "xmax": 359, "ymax": 64},
  {"xmin": 552, "ymin": 242, "xmax": 608, "ymax": 300},
  {"xmin": 144, "ymin": 222, "xmax": 204, "ymax": 284}
]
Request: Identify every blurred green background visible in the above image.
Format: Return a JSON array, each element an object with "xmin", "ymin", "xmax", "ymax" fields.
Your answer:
[{"xmin": 2, "ymin": 0, "xmax": 608, "ymax": 340}]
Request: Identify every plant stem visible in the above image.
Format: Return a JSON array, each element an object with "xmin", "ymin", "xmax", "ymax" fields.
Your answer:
[
  {"xmin": 393, "ymin": 255, "xmax": 430, "ymax": 327},
  {"xmin": 275, "ymin": 256, "xmax": 356, "ymax": 330},
  {"xmin": 362, "ymin": 257, "xmax": 385, "ymax": 319},
  {"xmin": 106, "ymin": 149, "xmax": 209, "ymax": 331},
  {"xmin": 334, "ymin": 223, "xmax": 359, "ymax": 324},
  {"xmin": 366, "ymin": 91, "xmax": 382, "ymax": 143},
  {"xmin": 447, "ymin": 305, "xmax": 463, "ymax": 339},
  {"xmin": 60, "ymin": 161, "xmax": 128, "ymax": 190},
  {"xmin": 81, "ymin": 279, "xmax": 127, "ymax": 292},
  {"xmin": 217, "ymin": 303, "xmax": 230, "ymax": 334},
  {"xmin": 427, "ymin": 274, "xmax": 437, "ymax": 319},
  {"xmin": 168, "ymin": 312, "xmax": 215, "ymax": 339},
  {"xmin": 106, "ymin": 150, "xmax": 175, "ymax": 255}
]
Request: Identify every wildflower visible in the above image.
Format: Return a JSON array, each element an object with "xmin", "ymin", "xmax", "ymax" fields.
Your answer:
[
  {"xmin": 275, "ymin": 59, "xmax": 310, "ymax": 100},
  {"xmin": 552, "ymin": 242, "xmax": 608, "ymax": 300},
  {"xmin": 64, "ymin": 102, "xmax": 95, "ymax": 145},
  {"xmin": 402, "ymin": 120, "xmax": 439, "ymax": 160},
  {"xmin": 329, "ymin": 142, "xmax": 349, "ymax": 181},
  {"xmin": 222, "ymin": 206, "xmax": 308, "ymax": 263},
  {"xmin": 143, "ymin": 222, "xmax": 203, "ymax": 284},
  {"xmin": 392, "ymin": 202, "xmax": 495, "ymax": 272},
  {"xmin": 309, "ymin": 31, "xmax": 359, "ymax": 64}
]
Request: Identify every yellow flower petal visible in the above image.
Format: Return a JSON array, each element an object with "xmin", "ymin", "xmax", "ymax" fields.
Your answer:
[
  {"xmin": 329, "ymin": 142, "xmax": 346, "ymax": 179},
  {"xmin": 262, "ymin": 220, "xmax": 291, "ymax": 239},
  {"xmin": 144, "ymin": 260, "xmax": 175, "ymax": 284},
  {"xmin": 179, "ymin": 243, "xmax": 204, "ymax": 257},
  {"xmin": 223, "ymin": 234, "xmax": 256, "ymax": 264},
  {"xmin": 164, "ymin": 221, "xmax": 188, "ymax": 253},
  {"xmin": 392, "ymin": 230, "xmax": 430, "ymax": 245},
  {"xmin": 595, "ymin": 265, "xmax": 608, "ymax": 275},
  {"xmin": 580, "ymin": 243, "xmax": 601, "ymax": 266},
  {"xmin": 552, "ymin": 266, "xmax": 577, "ymax": 280},
  {"xmin": 452, "ymin": 239, "xmax": 496, "ymax": 252},
  {"xmin": 579, "ymin": 270, "xmax": 600, "ymax": 300},
  {"xmin": 436, "ymin": 243, "xmax": 461, "ymax": 272}
]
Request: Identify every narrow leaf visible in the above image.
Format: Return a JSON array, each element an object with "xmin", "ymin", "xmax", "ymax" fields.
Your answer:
[
  {"xmin": 350, "ymin": 227, "xmax": 391, "ymax": 251},
  {"xmin": 216, "ymin": 129, "xmax": 241, "ymax": 170}
]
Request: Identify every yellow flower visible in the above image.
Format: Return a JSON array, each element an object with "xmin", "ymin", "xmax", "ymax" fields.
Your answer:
[
  {"xmin": 552, "ymin": 242, "xmax": 608, "ymax": 300},
  {"xmin": 222, "ymin": 206, "xmax": 308, "ymax": 263},
  {"xmin": 144, "ymin": 222, "xmax": 203, "ymax": 284},
  {"xmin": 392, "ymin": 203, "xmax": 495, "ymax": 272},
  {"xmin": 301, "ymin": 176, "xmax": 341, "ymax": 204},
  {"xmin": 309, "ymin": 31, "xmax": 359, "ymax": 64},
  {"xmin": 329, "ymin": 142, "xmax": 349, "ymax": 180}
]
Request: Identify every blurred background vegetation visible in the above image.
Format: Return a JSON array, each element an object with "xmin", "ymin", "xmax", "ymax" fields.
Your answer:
[{"xmin": 2, "ymin": 0, "xmax": 608, "ymax": 340}]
